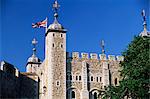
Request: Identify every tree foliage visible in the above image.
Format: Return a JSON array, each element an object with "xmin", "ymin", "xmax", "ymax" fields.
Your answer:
[{"xmin": 103, "ymin": 36, "xmax": 150, "ymax": 99}]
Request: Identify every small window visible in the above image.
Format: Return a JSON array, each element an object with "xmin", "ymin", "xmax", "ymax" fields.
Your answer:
[
  {"xmin": 53, "ymin": 33, "xmax": 55, "ymax": 37},
  {"xmin": 61, "ymin": 44, "xmax": 63, "ymax": 48},
  {"xmin": 96, "ymin": 77, "xmax": 98, "ymax": 82},
  {"xmin": 94, "ymin": 92, "xmax": 97, "ymax": 99},
  {"xmin": 115, "ymin": 78, "xmax": 117, "ymax": 85},
  {"xmin": 100, "ymin": 77, "xmax": 102, "ymax": 82},
  {"xmin": 72, "ymin": 91, "xmax": 75, "ymax": 98},
  {"xmin": 91, "ymin": 76, "xmax": 93, "ymax": 81},
  {"xmin": 79, "ymin": 76, "xmax": 81, "ymax": 80},
  {"xmin": 61, "ymin": 34, "xmax": 63, "ymax": 37},
  {"xmin": 52, "ymin": 43, "xmax": 54, "ymax": 47},
  {"xmin": 56, "ymin": 80, "xmax": 60, "ymax": 86},
  {"xmin": 76, "ymin": 76, "xmax": 78, "ymax": 80}
]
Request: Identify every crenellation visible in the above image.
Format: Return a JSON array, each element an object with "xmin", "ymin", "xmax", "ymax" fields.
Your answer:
[
  {"xmin": 90, "ymin": 53, "xmax": 98, "ymax": 60},
  {"xmin": 81, "ymin": 52, "xmax": 89, "ymax": 59},
  {"xmin": 72, "ymin": 52, "xmax": 80, "ymax": 59},
  {"xmin": 116, "ymin": 56, "xmax": 124, "ymax": 61},
  {"xmin": 71, "ymin": 52, "xmax": 123, "ymax": 62},
  {"xmin": 99, "ymin": 54, "xmax": 107, "ymax": 60},
  {"xmin": 108, "ymin": 55, "xmax": 116, "ymax": 61}
]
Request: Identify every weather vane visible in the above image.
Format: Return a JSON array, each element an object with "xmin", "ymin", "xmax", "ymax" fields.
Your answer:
[
  {"xmin": 101, "ymin": 40, "xmax": 105, "ymax": 54},
  {"xmin": 53, "ymin": 0, "xmax": 60, "ymax": 13},
  {"xmin": 141, "ymin": 9, "xmax": 147, "ymax": 31},
  {"xmin": 32, "ymin": 38, "xmax": 38, "ymax": 56}
]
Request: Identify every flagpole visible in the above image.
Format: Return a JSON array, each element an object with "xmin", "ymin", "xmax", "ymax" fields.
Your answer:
[{"xmin": 45, "ymin": 17, "xmax": 48, "ymax": 33}]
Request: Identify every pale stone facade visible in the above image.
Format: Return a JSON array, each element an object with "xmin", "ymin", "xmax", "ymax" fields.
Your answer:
[
  {"xmin": 25, "ymin": 1, "xmax": 123, "ymax": 99},
  {"xmin": 66, "ymin": 52, "xmax": 123, "ymax": 99},
  {"xmin": 0, "ymin": 1, "xmax": 124, "ymax": 99}
]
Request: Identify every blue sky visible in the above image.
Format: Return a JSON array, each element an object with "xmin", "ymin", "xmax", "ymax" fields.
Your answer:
[{"xmin": 0, "ymin": 0, "xmax": 149, "ymax": 72}]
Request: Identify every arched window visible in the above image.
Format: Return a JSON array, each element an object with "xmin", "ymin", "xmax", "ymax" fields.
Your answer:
[
  {"xmin": 72, "ymin": 91, "xmax": 75, "ymax": 99},
  {"xmin": 52, "ymin": 43, "xmax": 54, "ymax": 47},
  {"xmin": 61, "ymin": 34, "xmax": 63, "ymax": 37},
  {"xmin": 79, "ymin": 76, "xmax": 81, "ymax": 80},
  {"xmin": 96, "ymin": 77, "xmax": 98, "ymax": 82},
  {"xmin": 76, "ymin": 76, "xmax": 78, "ymax": 80},
  {"xmin": 61, "ymin": 44, "xmax": 63, "ymax": 48},
  {"xmin": 115, "ymin": 78, "xmax": 117, "ymax": 85},
  {"xmin": 100, "ymin": 77, "xmax": 102, "ymax": 82},
  {"xmin": 94, "ymin": 92, "xmax": 97, "ymax": 99},
  {"xmin": 91, "ymin": 76, "xmax": 93, "ymax": 81}
]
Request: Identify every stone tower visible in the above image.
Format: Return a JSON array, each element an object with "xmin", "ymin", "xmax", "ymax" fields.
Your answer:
[
  {"xmin": 26, "ymin": 38, "xmax": 41, "ymax": 73},
  {"xmin": 44, "ymin": 0, "xmax": 67, "ymax": 99}
]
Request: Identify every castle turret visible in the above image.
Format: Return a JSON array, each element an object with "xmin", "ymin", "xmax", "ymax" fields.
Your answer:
[
  {"xmin": 26, "ymin": 38, "xmax": 41, "ymax": 73},
  {"xmin": 44, "ymin": 0, "xmax": 67, "ymax": 99}
]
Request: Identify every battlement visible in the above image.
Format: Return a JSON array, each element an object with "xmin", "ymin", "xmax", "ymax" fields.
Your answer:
[
  {"xmin": 0, "ymin": 61, "xmax": 20, "ymax": 77},
  {"xmin": 71, "ymin": 52, "xmax": 124, "ymax": 61}
]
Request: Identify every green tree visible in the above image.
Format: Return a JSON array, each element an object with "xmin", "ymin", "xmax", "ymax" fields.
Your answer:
[{"xmin": 103, "ymin": 36, "xmax": 150, "ymax": 99}]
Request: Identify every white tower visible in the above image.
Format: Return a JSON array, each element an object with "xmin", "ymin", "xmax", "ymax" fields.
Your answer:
[
  {"xmin": 26, "ymin": 38, "xmax": 41, "ymax": 73},
  {"xmin": 44, "ymin": 0, "xmax": 67, "ymax": 99}
]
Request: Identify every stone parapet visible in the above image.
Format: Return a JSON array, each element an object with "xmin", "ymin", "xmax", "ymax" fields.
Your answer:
[{"xmin": 71, "ymin": 52, "xmax": 124, "ymax": 61}]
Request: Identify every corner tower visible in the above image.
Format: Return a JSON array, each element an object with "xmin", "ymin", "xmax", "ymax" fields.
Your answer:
[
  {"xmin": 45, "ymin": 0, "xmax": 67, "ymax": 99},
  {"xmin": 26, "ymin": 38, "xmax": 41, "ymax": 73}
]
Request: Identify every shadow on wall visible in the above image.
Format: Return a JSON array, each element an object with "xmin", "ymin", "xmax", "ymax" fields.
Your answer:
[{"xmin": 0, "ymin": 61, "xmax": 39, "ymax": 99}]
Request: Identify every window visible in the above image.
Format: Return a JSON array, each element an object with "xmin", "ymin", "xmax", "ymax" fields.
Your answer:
[
  {"xmin": 56, "ymin": 80, "xmax": 60, "ymax": 86},
  {"xmin": 53, "ymin": 33, "xmax": 55, "ymax": 37},
  {"xmin": 76, "ymin": 76, "xmax": 78, "ymax": 80},
  {"xmin": 96, "ymin": 77, "xmax": 98, "ymax": 82},
  {"xmin": 61, "ymin": 34, "xmax": 63, "ymax": 37},
  {"xmin": 72, "ymin": 91, "xmax": 75, "ymax": 99},
  {"xmin": 100, "ymin": 77, "xmax": 102, "ymax": 82},
  {"xmin": 115, "ymin": 78, "xmax": 117, "ymax": 85},
  {"xmin": 52, "ymin": 43, "xmax": 54, "ymax": 47},
  {"xmin": 91, "ymin": 76, "xmax": 93, "ymax": 81},
  {"xmin": 94, "ymin": 92, "xmax": 97, "ymax": 99},
  {"xmin": 61, "ymin": 44, "xmax": 63, "ymax": 48},
  {"xmin": 79, "ymin": 76, "xmax": 81, "ymax": 80}
]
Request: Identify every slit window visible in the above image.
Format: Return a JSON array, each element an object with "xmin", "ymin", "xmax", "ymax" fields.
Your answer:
[
  {"xmin": 96, "ymin": 77, "xmax": 98, "ymax": 82},
  {"xmin": 76, "ymin": 76, "xmax": 78, "ymax": 80},
  {"xmin": 79, "ymin": 76, "xmax": 81, "ymax": 80},
  {"xmin": 61, "ymin": 44, "xmax": 63, "ymax": 48},
  {"xmin": 115, "ymin": 78, "xmax": 117, "ymax": 85},
  {"xmin": 100, "ymin": 77, "xmax": 102, "ymax": 82},
  {"xmin": 91, "ymin": 76, "xmax": 93, "ymax": 81}
]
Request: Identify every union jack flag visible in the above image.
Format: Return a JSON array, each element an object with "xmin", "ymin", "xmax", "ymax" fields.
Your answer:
[{"xmin": 32, "ymin": 18, "xmax": 47, "ymax": 28}]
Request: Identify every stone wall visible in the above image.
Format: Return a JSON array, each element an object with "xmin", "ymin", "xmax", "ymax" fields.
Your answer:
[
  {"xmin": 0, "ymin": 61, "xmax": 39, "ymax": 99},
  {"xmin": 66, "ymin": 52, "xmax": 124, "ymax": 99}
]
